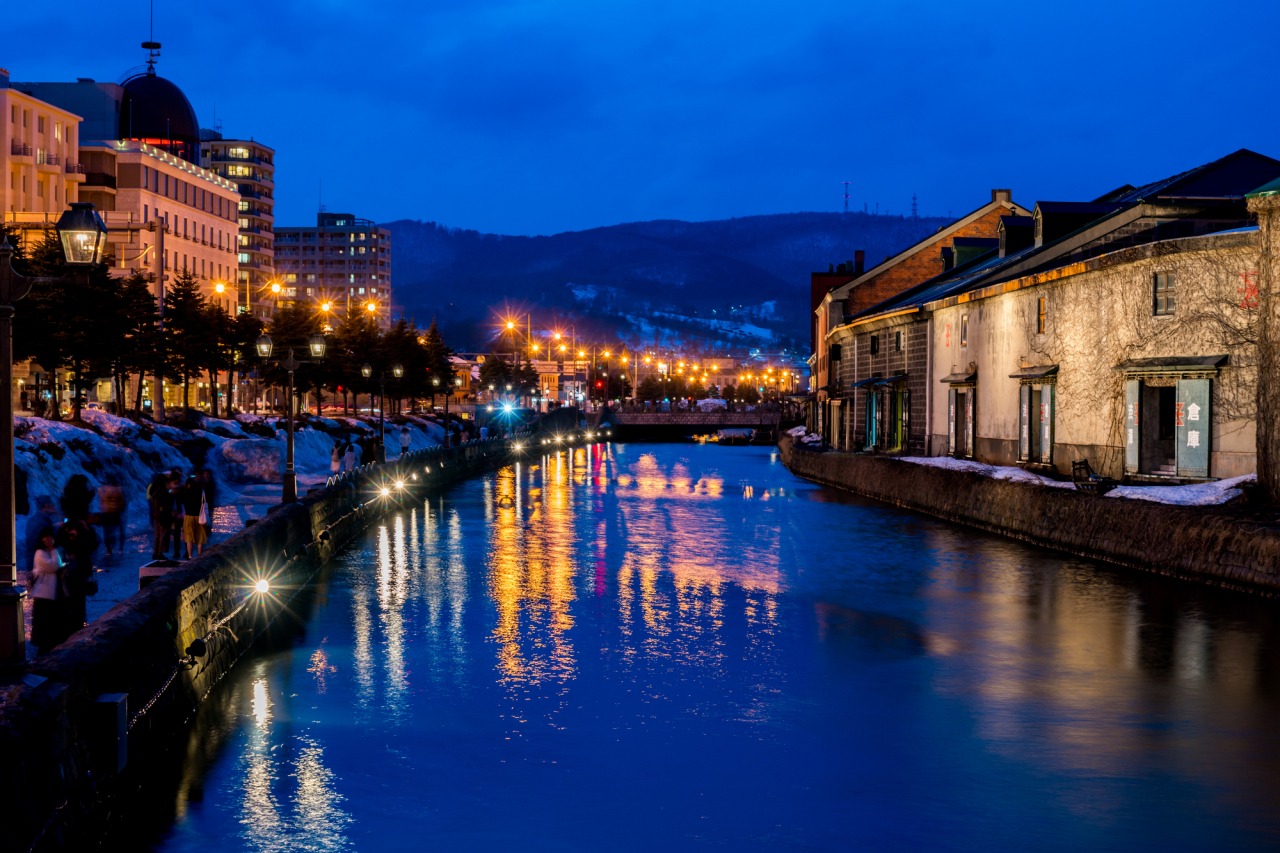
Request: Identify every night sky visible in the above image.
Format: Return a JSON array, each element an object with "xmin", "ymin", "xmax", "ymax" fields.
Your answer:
[{"xmin": 7, "ymin": 0, "xmax": 1279, "ymax": 235}]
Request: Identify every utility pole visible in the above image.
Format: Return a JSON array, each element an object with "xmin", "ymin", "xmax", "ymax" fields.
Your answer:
[{"xmin": 150, "ymin": 220, "xmax": 168, "ymax": 422}]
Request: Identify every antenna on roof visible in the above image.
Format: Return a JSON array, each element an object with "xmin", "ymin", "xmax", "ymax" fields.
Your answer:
[
  {"xmin": 142, "ymin": 0, "xmax": 161, "ymax": 74},
  {"xmin": 842, "ymin": 181, "xmax": 851, "ymax": 213}
]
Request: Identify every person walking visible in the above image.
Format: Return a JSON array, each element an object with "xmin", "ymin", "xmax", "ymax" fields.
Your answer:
[
  {"xmin": 29, "ymin": 526, "xmax": 69, "ymax": 656},
  {"xmin": 330, "ymin": 440, "xmax": 343, "ymax": 474},
  {"xmin": 96, "ymin": 476, "xmax": 126, "ymax": 558},
  {"xmin": 180, "ymin": 476, "xmax": 209, "ymax": 559},
  {"xmin": 399, "ymin": 426, "xmax": 411, "ymax": 457}
]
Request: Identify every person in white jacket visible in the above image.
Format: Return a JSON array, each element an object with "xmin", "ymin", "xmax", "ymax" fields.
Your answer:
[{"xmin": 29, "ymin": 527, "xmax": 69, "ymax": 655}]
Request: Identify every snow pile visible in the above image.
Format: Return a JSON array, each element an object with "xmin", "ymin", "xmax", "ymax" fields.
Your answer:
[
  {"xmin": 899, "ymin": 456, "xmax": 1254, "ymax": 505},
  {"xmin": 1107, "ymin": 474, "xmax": 1255, "ymax": 506},
  {"xmin": 696, "ymin": 398, "xmax": 728, "ymax": 412},
  {"xmin": 899, "ymin": 456, "xmax": 1074, "ymax": 489},
  {"xmin": 195, "ymin": 415, "xmax": 250, "ymax": 438},
  {"xmin": 786, "ymin": 426, "xmax": 808, "ymax": 437}
]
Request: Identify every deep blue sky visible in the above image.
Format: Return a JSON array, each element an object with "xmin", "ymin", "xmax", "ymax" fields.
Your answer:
[{"xmin": 8, "ymin": 1, "xmax": 1280, "ymax": 236}]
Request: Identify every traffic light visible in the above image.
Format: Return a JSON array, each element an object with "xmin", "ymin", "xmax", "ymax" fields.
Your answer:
[{"xmin": 596, "ymin": 380, "xmax": 604, "ymax": 389}]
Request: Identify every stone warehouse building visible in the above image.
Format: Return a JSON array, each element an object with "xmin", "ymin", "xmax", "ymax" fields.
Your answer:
[{"xmin": 812, "ymin": 149, "xmax": 1280, "ymax": 482}]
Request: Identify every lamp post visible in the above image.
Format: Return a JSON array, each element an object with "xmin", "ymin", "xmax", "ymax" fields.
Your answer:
[
  {"xmin": 362, "ymin": 362, "xmax": 402, "ymax": 462},
  {"xmin": 1, "ymin": 202, "xmax": 107, "ymax": 664},
  {"xmin": 432, "ymin": 374, "xmax": 461, "ymax": 447},
  {"xmin": 257, "ymin": 332, "xmax": 327, "ymax": 503}
]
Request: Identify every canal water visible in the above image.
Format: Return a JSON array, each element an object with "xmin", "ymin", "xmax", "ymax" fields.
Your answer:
[{"xmin": 142, "ymin": 443, "xmax": 1280, "ymax": 851}]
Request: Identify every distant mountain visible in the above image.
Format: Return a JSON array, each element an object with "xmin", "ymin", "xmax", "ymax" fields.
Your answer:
[{"xmin": 386, "ymin": 212, "xmax": 949, "ymax": 354}]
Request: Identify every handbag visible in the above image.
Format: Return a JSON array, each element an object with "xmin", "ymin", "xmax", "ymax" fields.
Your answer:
[{"xmin": 197, "ymin": 493, "xmax": 209, "ymax": 526}]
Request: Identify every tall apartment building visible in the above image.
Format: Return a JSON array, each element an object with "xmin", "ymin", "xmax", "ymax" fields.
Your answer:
[
  {"xmin": 201, "ymin": 132, "xmax": 275, "ymax": 318},
  {"xmin": 274, "ymin": 212, "xmax": 392, "ymax": 325}
]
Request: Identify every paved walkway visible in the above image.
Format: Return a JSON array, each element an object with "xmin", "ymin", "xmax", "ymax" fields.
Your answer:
[{"xmin": 21, "ymin": 477, "xmax": 322, "ymax": 660}]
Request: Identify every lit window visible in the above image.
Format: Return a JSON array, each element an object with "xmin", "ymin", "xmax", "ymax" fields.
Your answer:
[
  {"xmin": 960, "ymin": 315, "xmax": 969, "ymax": 347},
  {"xmin": 1036, "ymin": 296, "xmax": 1047, "ymax": 334}
]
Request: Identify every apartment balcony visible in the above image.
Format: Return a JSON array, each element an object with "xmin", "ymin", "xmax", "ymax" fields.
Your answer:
[
  {"xmin": 83, "ymin": 171, "xmax": 116, "ymax": 188},
  {"xmin": 207, "ymin": 151, "xmax": 273, "ymax": 167},
  {"xmin": 10, "ymin": 141, "xmax": 32, "ymax": 157},
  {"xmin": 64, "ymin": 162, "xmax": 85, "ymax": 175}
]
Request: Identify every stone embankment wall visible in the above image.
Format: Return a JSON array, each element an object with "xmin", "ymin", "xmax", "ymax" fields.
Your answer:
[
  {"xmin": 0, "ymin": 436, "xmax": 524, "ymax": 853},
  {"xmin": 779, "ymin": 437, "xmax": 1280, "ymax": 593}
]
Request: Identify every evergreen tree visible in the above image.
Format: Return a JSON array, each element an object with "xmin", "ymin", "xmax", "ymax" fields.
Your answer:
[{"xmin": 163, "ymin": 269, "xmax": 214, "ymax": 410}]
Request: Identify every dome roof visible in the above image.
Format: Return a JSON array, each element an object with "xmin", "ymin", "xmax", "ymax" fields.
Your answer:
[{"xmin": 118, "ymin": 72, "xmax": 200, "ymax": 164}]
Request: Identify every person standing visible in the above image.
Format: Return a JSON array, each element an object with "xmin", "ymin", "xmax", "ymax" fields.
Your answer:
[
  {"xmin": 61, "ymin": 474, "xmax": 95, "ymax": 524},
  {"xmin": 199, "ymin": 468, "xmax": 217, "ymax": 541},
  {"xmin": 342, "ymin": 438, "xmax": 357, "ymax": 472},
  {"xmin": 56, "ymin": 517, "xmax": 96, "ymax": 641},
  {"xmin": 30, "ymin": 526, "xmax": 68, "ymax": 656},
  {"xmin": 399, "ymin": 426, "xmax": 411, "ymax": 457},
  {"xmin": 180, "ymin": 476, "xmax": 208, "ymax": 559},
  {"xmin": 96, "ymin": 476, "xmax": 126, "ymax": 558},
  {"xmin": 22, "ymin": 495, "xmax": 59, "ymax": 575},
  {"xmin": 330, "ymin": 440, "xmax": 343, "ymax": 474}
]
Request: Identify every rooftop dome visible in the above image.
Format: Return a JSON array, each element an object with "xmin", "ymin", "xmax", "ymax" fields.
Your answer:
[{"xmin": 118, "ymin": 71, "xmax": 200, "ymax": 164}]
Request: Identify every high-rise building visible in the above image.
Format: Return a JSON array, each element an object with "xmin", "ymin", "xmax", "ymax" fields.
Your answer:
[
  {"xmin": 201, "ymin": 132, "xmax": 275, "ymax": 319},
  {"xmin": 274, "ymin": 212, "xmax": 392, "ymax": 326}
]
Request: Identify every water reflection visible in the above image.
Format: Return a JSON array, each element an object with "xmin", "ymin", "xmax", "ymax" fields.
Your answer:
[
  {"xmin": 149, "ymin": 444, "xmax": 1280, "ymax": 851},
  {"xmin": 235, "ymin": 671, "xmax": 352, "ymax": 852}
]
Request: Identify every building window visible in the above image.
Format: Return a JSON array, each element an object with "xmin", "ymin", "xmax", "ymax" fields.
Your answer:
[
  {"xmin": 869, "ymin": 334, "xmax": 880, "ymax": 355},
  {"xmin": 960, "ymin": 315, "xmax": 969, "ymax": 347},
  {"xmin": 894, "ymin": 330, "xmax": 903, "ymax": 352},
  {"xmin": 1153, "ymin": 272, "xmax": 1175, "ymax": 316},
  {"xmin": 1036, "ymin": 296, "xmax": 1047, "ymax": 334}
]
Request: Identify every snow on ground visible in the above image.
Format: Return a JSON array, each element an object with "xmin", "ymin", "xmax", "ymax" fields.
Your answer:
[
  {"xmin": 13, "ymin": 413, "xmax": 451, "ymax": 559},
  {"xmin": 898, "ymin": 456, "xmax": 1075, "ymax": 489}
]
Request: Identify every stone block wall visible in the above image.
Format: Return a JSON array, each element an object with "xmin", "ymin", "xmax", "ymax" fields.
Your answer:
[{"xmin": 780, "ymin": 436, "xmax": 1280, "ymax": 592}]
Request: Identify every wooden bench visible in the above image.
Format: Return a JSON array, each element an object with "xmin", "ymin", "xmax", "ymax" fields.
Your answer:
[{"xmin": 1072, "ymin": 459, "xmax": 1117, "ymax": 496}]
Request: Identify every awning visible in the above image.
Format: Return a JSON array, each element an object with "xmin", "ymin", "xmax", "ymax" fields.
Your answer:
[
  {"xmin": 1114, "ymin": 355, "xmax": 1228, "ymax": 376},
  {"xmin": 1008, "ymin": 364, "xmax": 1059, "ymax": 380},
  {"xmin": 875, "ymin": 373, "xmax": 907, "ymax": 386},
  {"xmin": 940, "ymin": 370, "xmax": 977, "ymax": 384},
  {"xmin": 850, "ymin": 377, "xmax": 881, "ymax": 388}
]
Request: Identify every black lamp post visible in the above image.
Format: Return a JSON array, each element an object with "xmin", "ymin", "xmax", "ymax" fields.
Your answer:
[
  {"xmin": 1, "ymin": 202, "xmax": 107, "ymax": 664},
  {"xmin": 362, "ymin": 362, "xmax": 402, "ymax": 463},
  {"xmin": 257, "ymin": 332, "xmax": 327, "ymax": 503}
]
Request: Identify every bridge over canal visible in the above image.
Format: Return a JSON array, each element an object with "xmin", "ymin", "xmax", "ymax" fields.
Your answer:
[{"xmin": 595, "ymin": 408, "xmax": 783, "ymax": 441}]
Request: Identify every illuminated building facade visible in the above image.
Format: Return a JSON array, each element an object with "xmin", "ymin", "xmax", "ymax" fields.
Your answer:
[
  {"xmin": 201, "ymin": 133, "xmax": 275, "ymax": 318},
  {"xmin": 274, "ymin": 212, "xmax": 392, "ymax": 324}
]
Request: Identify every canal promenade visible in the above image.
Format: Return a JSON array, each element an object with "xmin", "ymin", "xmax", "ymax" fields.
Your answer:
[
  {"xmin": 0, "ymin": 425, "xmax": 554, "ymax": 853},
  {"xmin": 780, "ymin": 435, "xmax": 1280, "ymax": 593}
]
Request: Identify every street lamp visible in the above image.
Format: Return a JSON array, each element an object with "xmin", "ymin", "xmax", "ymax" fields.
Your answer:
[
  {"xmin": 362, "ymin": 362, "xmax": 402, "ymax": 462},
  {"xmin": 1, "ymin": 202, "xmax": 107, "ymax": 664},
  {"xmin": 257, "ymin": 332, "xmax": 327, "ymax": 503}
]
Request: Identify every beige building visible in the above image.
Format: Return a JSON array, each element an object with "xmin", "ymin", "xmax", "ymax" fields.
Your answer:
[
  {"xmin": 274, "ymin": 212, "xmax": 392, "ymax": 325},
  {"xmin": 15, "ymin": 65, "xmax": 242, "ymax": 312},
  {"xmin": 1, "ymin": 68, "xmax": 86, "ymax": 244}
]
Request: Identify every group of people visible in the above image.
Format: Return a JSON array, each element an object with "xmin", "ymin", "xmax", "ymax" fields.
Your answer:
[
  {"xmin": 21, "ymin": 475, "xmax": 103, "ymax": 656},
  {"xmin": 329, "ymin": 434, "xmax": 374, "ymax": 474},
  {"xmin": 147, "ymin": 468, "xmax": 217, "ymax": 561}
]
